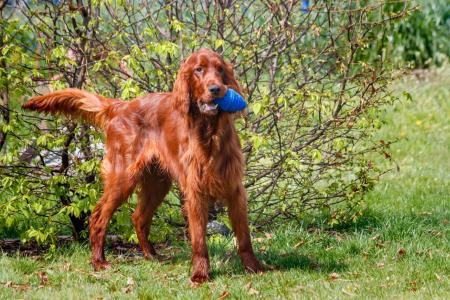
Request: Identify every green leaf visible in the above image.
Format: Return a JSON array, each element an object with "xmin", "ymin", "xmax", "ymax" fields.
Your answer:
[
  {"xmin": 403, "ymin": 91, "xmax": 413, "ymax": 102},
  {"xmin": 215, "ymin": 39, "xmax": 225, "ymax": 49},
  {"xmin": 252, "ymin": 103, "xmax": 262, "ymax": 115}
]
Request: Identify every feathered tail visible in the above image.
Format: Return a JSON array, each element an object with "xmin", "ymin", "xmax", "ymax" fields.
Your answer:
[{"xmin": 22, "ymin": 88, "xmax": 121, "ymax": 128}]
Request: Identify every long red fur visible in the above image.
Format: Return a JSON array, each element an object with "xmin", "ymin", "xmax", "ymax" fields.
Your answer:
[
  {"xmin": 22, "ymin": 49, "xmax": 263, "ymax": 283},
  {"xmin": 22, "ymin": 88, "xmax": 120, "ymax": 128}
]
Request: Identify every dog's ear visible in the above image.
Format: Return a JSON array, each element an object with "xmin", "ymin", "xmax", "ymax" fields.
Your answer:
[
  {"xmin": 172, "ymin": 61, "xmax": 191, "ymax": 114},
  {"xmin": 223, "ymin": 62, "xmax": 243, "ymax": 95}
]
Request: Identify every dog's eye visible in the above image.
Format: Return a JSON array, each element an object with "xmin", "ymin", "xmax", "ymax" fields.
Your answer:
[{"xmin": 194, "ymin": 67, "xmax": 203, "ymax": 73}]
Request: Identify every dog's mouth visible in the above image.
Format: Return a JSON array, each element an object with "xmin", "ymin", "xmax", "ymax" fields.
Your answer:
[{"xmin": 198, "ymin": 101, "xmax": 218, "ymax": 116}]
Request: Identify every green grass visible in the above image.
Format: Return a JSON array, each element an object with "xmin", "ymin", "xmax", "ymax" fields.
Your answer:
[{"xmin": 1, "ymin": 68, "xmax": 449, "ymax": 299}]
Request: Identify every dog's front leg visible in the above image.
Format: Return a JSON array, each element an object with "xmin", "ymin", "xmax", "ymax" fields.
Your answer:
[
  {"xmin": 226, "ymin": 184, "xmax": 264, "ymax": 273},
  {"xmin": 185, "ymin": 192, "xmax": 210, "ymax": 284}
]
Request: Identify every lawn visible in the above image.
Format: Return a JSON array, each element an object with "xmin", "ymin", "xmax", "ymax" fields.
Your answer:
[{"xmin": 0, "ymin": 68, "xmax": 449, "ymax": 299}]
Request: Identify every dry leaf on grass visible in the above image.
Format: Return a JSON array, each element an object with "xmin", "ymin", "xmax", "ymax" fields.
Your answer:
[
  {"xmin": 4, "ymin": 281, "xmax": 30, "ymax": 291},
  {"xmin": 408, "ymin": 280, "xmax": 418, "ymax": 292},
  {"xmin": 37, "ymin": 271, "xmax": 49, "ymax": 286},
  {"xmin": 248, "ymin": 287, "xmax": 260, "ymax": 295},
  {"xmin": 122, "ymin": 277, "xmax": 135, "ymax": 294},
  {"xmin": 370, "ymin": 234, "xmax": 381, "ymax": 241},
  {"xmin": 218, "ymin": 290, "xmax": 230, "ymax": 299},
  {"xmin": 245, "ymin": 282, "xmax": 260, "ymax": 295},
  {"xmin": 293, "ymin": 240, "xmax": 305, "ymax": 248},
  {"xmin": 328, "ymin": 272, "xmax": 340, "ymax": 281},
  {"xmin": 375, "ymin": 242, "xmax": 384, "ymax": 248},
  {"xmin": 397, "ymin": 247, "xmax": 407, "ymax": 256},
  {"xmin": 63, "ymin": 262, "xmax": 71, "ymax": 272},
  {"xmin": 341, "ymin": 287, "xmax": 356, "ymax": 297}
]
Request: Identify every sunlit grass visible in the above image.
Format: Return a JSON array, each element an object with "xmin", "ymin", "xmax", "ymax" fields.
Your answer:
[{"xmin": 0, "ymin": 68, "xmax": 449, "ymax": 299}]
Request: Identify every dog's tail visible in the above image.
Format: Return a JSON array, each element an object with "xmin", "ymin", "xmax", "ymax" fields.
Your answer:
[{"xmin": 22, "ymin": 88, "xmax": 122, "ymax": 128}]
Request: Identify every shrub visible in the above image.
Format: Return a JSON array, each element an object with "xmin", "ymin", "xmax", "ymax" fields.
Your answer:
[
  {"xmin": 0, "ymin": 1, "xmax": 410, "ymax": 243},
  {"xmin": 366, "ymin": 0, "xmax": 449, "ymax": 68}
]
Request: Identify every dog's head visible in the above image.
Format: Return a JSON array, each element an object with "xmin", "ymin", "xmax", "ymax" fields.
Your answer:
[{"xmin": 172, "ymin": 48, "xmax": 241, "ymax": 116}]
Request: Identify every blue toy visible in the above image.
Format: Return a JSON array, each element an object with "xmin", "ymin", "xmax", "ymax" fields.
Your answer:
[{"xmin": 213, "ymin": 88, "xmax": 247, "ymax": 112}]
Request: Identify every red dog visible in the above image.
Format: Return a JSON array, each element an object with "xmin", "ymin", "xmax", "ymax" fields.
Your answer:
[{"xmin": 23, "ymin": 48, "xmax": 263, "ymax": 283}]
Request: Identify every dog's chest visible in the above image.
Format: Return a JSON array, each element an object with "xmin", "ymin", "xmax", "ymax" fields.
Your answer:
[
  {"xmin": 192, "ymin": 137, "xmax": 243, "ymax": 194},
  {"xmin": 180, "ymin": 115, "xmax": 244, "ymax": 196}
]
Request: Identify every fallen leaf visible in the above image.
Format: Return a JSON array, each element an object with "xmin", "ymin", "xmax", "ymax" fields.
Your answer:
[
  {"xmin": 3, "ymin": 281, "xmax": 29, "ymax": 291},
  {"xmin": 362, "ymin": 251, "xmax": 370, "ymax": 260},
  {"xmin": 375, "ymin": 242, "xmax": 384, "ymax": 248},
  {"xmin": 63, "ymin": 262, "xmax": 71, "ymax": 271},
  {"xmin": 376, "ymin": 262, "xmax": 385, "ymax": 268},
  {"xmin": 245, "ymin": 282, "xmax": 260, "ymax": 295},
  {"xmin": 294, "ymin": 240, "xmax": 305, "ymax": 248},
  {"xmin": 264, "ymin": 233, "xmax": 273, "ymax": 239},
  {"xmin": 248, "ymin": 287, "xmax": 260, "ymax": 295},
  {"xmin": 311, "ymin": 262, "xmax": 321, "ymax": 270},
  {"xmin": 122, "ymin": 277, "xmax": 135, "ymax": 294},
  {"xmin": 341, "ymin": 287, "xmax": 355, "ymax": 297},
  {"xmin": 397, "ymin": 248, "xmax": 407, "ymax": 258},
  {"xmin": 370, "ymin": 234, "xmax": 381, "ymax": 241},
  {"xmin": 434, "ymin": 273, "xmax": 442, "ymax": 281},
  {"xmin": 328, "ymin": 272, "xmax": 340, "ymax": 281},
  {"xmin": 218, "ymin": 290, "xmax": 230, "ymax": 299},
  {"xmin": 408, "ymin": 280, "xmax": 418, "ymax": 292},
  {"xmin": 37, "ymin": 271, "xmax": 49, "ymax": 286}
]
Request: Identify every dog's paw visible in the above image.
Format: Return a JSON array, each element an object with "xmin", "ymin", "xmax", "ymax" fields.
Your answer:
[
  {"xmin": 245, "ymin": 262, "xmax": 265, "ymax": 274},
  {"xmin": 190, "ymin": 270, "xmax": 209, "ymax": 286},
  {"xmin": 241, "ymin": 254, "xmax": 265, "ymax": 274},
  {"xmin": 92, "ymin": 260, "xmax": 111, "ymax": 271}
]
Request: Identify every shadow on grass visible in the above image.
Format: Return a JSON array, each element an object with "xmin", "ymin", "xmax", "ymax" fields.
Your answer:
[
  {"xmin": 206, "ymin": 241, "xmax": 348, "ymax": 279},
  {"xmin": 207, "ymin": 250, "xmax": 347, "ymax": 279}
]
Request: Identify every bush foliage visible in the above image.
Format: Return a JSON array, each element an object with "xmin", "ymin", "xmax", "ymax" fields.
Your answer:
[
  {"xmin": 0, "ymin": 1, "xmax": 419, "ymax": 243},
  {"xmin": 367, "ymin": 0, "xmax": 449, "ymax": 68}
]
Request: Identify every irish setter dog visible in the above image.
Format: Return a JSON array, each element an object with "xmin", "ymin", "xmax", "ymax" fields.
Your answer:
[{"xmin": 22, "ymin": 48, "xmax": 263, "ymax": 283}]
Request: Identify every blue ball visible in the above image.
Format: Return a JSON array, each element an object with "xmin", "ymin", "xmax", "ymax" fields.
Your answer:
[{"xmin": 213, "ymin": 88, "xmax": 247, "ymax": 112}]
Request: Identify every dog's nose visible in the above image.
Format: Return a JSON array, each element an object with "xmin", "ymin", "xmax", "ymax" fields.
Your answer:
[{"xmin": 208, "ymin": 85, "xmax": 221, "ymax": 95}]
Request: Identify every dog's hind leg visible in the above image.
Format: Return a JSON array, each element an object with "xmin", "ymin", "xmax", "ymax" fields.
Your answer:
[
  {"xmin": 132, "ymin": 166, "xmax": 172, "ymax": 259},
  {"xmin": 89, "ymin": 157, "xmax": 137, "ymax": 271}
]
